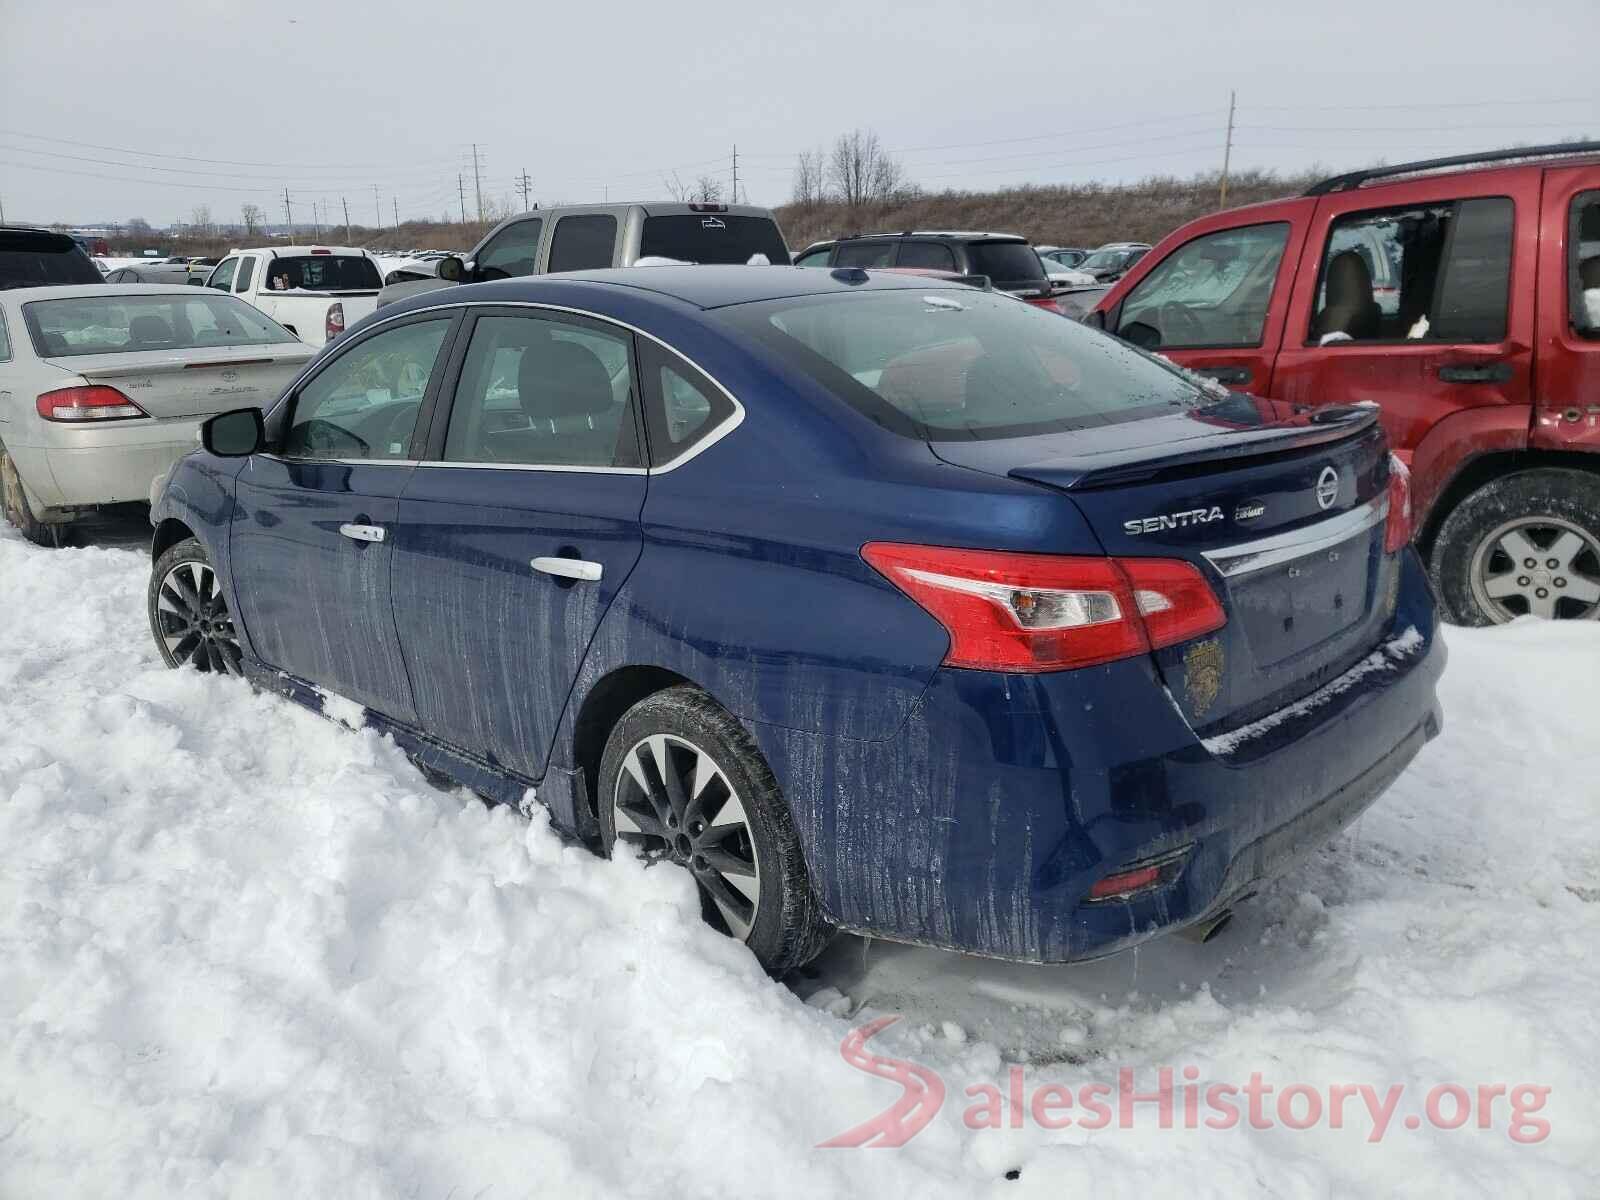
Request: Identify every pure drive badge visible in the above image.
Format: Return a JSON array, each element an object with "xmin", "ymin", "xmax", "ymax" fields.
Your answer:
[{"xmin": 1123, "ymin": 506, "xmax": 1225, "ymax": 535}]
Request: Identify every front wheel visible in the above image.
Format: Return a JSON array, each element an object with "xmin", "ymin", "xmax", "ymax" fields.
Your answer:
[
  {"xmin": 1432, "ymin": 468, "xmax": 1600, "ymax": 625},
  {"xmin": 598, "ymin": 686, "xmax": 832, "ymax": 975},
  {"xmin": 148, "ymin": 537, "xmax": 245, "ymax": 673}
]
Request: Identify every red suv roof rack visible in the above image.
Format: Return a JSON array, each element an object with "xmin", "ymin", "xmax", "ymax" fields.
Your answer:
[{"xmin": 1305, "ymin": 141, "xmax": 1600, "ymax": 196}]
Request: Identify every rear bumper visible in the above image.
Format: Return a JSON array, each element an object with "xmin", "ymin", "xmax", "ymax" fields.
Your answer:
[
  {"xmin": 6, "ymin": 419, "xmax": 200, "ymax": 508},
  {"xmin": 756, "ymin": 549, "xmax": 1445, "ymax": 963}
]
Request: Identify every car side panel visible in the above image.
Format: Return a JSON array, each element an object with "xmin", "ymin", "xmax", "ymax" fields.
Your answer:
[{"xmin": 1531, "ymin": 164, "xmax": 1600, "ymax": 452}]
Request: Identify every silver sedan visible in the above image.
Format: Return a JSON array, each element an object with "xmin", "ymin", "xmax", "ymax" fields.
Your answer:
[{"xmin": 0, "ymin": 284, "xmax": 315, "ymax": 545}]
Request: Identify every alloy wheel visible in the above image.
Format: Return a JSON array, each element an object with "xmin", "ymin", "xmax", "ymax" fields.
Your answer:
[
  {"xmin": 155, "ymin": 559, "xmax": 243, "ymax": 673},
  {"xmin": 1469, "ymin": 516, "xmax": 1600, "ymax": 622},
  {"xmin": 612, "ymin": 733, "xmax": 762, "ymax": 940}
]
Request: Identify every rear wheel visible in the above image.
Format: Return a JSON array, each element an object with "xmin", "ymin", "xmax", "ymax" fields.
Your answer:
[
  {"xmin": 598, "ymin": 686, "xmax": 831, "ymax": 975},
  {"xmin": 148, "ymin": 537, "xmax": 245, "ymax": 673},
  {"xmin": 1432, "ymin": 469, "xmax": 1600, "ymax": 625},
  {"xmin": 0, "ymin": 447, "xmax": 66, "ymax": 548}
]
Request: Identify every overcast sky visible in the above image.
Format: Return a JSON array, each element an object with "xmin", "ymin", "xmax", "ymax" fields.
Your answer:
[{"xmin": 1, "ymin": 0, "xmax": 1594, "ymax": 227}]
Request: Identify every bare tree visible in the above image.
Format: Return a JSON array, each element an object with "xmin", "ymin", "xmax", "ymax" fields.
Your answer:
[
  {"xmin": 189, "ymin": 205, "xmax": 214, "ymax": 237},
  {"xmin": 692, "ymin": 174, "xmax": 724, "ymax": 204},
  {"xmin": 126, "ymin": 217, "xmax": 153, "ymax": 240},
  {"xmin": 791, "ymin": 147, "xmax": 827, "ymax": 209},
  {"xmin": 826, "ymin": 129, "xmax": 906, "ymax": 209},
  {"xmin": 240, "ymin": 203, "xmax": 263, "ymax": 236}
]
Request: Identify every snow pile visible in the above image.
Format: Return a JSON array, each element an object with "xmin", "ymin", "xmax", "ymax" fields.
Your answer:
[{"xmin": 2, "ymin": 525, "xmax": 1598, "ymax": 1197}]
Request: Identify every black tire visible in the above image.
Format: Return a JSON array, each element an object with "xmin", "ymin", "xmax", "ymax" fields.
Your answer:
[
  {"xmin": 148, "ymin": 536, "xmax": 246, "ymax": 674},
  {"xmin": 598, "ymin": 685, "xmax": 832, "ymax": 975},
  {"xmin": 1431, "ymin": 468, "xmax": 1600, "ymax": 625},
  {"xmin": 0, "ymin": 446, "xmax": 66, "ymax": 548}
]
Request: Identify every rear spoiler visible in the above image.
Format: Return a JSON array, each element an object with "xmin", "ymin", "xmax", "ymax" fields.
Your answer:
[
  {"xmin": 47, "ymin": 350, "xmax": 312, "ymax": 376},
  {"xmin": 1009, "ymin": 405, "xmax": 1382, "ymax": 491}
]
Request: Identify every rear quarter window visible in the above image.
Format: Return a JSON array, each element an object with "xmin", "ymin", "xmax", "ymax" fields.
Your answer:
[{"xmin": 549, "ymin": 215, "xmax": 619, "ymax": 272}]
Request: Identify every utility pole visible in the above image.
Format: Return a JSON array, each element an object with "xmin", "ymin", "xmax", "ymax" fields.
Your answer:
[
  {"xmin": 392, "ymin": 195, "xmax": 399, "ymax": 232},
  {"xmin": 0, "ymin": 193, "xmax": 6, "ymax": 224},
  {"xmin": 458, "ymin": 173, "xmax": 468, "ymax": 225},
  {"xmin": 282, "ymin": 187, "xmax": 294, "ymax": 245},
  {"xmin": 470, "ymin": 144, "xmax": 485, "ymax": 223},
  {"xmin": 342, "ymin": 196, "xmax": 352, "ymax": 245},
  {"xmin": 731, "ymin": 143, "xmax": 739, "ymax": 205},
  {"xmin": 516, "ymin": 167, "xmax": 533, "ymax": 212},
  {"xmin": 373, "ymin": 184, "xmax": 382, "ymax": 229},
  {"xmin": 312, "ymin": 200, "xmax": 321, "ymax": 240},
  {"xmin": 1219, "ymin": 89, "xmax": 1237, "ymax": 210}
]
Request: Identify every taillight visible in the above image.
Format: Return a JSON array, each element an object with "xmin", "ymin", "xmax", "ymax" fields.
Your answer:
[
  {"xmin": 861, "ymin": 543, "xmax": 1226, "ymax": 673},
  {"xmin": 1026, "ymin": 294, "xmax": 1065, "ymax": 315},
  {"xmin": 325, "ymin": 302, "xmax": 345, "ymax": 341},
  {"xmin": 35, "ymin": 385, "xmax": 147, "ymax": 422},
  {"xmin": 1384, "ymin": 453, "xmax": 1412, "ymax": 554}
]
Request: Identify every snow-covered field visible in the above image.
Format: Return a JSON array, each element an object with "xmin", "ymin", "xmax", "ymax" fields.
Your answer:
[{"xmin": 2, "ymin": 523, "xmax": 1597, "ymax": 1198}]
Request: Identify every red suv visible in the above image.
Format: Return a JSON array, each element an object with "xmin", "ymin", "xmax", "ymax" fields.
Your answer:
[{"xmin": 1088, "ymin": 143, "xmax": 1600, "ymax": 625}]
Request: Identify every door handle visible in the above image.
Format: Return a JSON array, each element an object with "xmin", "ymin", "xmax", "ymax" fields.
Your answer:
[
  {"xmin": 1193, "ymin": 366, "xmax": 1251, "ymax": 385},
  {"xmin": 532, "ymin": 556, "xmax": 603, "ymax": 582},
  {"xmin": 1438, "ymin": 363, "xmax": 1512, "ymax": 384},
  {"xmin": 338, "ymin": 522, "xmax": 386, "ymax": 543}
]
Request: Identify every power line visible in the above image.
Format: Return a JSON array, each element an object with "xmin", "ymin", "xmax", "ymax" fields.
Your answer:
[{"xmin": 0, "ymin": 126, "xmax": 446, "ymax": 170}]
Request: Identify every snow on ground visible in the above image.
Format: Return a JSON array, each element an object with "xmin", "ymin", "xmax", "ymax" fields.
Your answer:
[{"xmin": 2, "ymin": 523, "xmax": 1598, "ymax": 1198}]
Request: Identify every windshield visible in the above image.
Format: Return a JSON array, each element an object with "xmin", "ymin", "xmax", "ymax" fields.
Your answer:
[
  {"xmin": 0, "ymin": 232, "xmax": 103, "ymax": 289},
  {"xmin": 1081, "ymin": 247, "xmax": 1142, "ymax": 271},
  {"xmin": 24, "ymin": 293, "xmax": 298, "ymax": 357},
  {"xmin": 639, "ymin": 215, "xmax": 792, "ymax": 265},
  {"xmin": 722, "ymin": 288, "xmax": 1202, "ymax": 440},
  {"xmin": 262, "ymin": 255, "xmax": 381, "ymax": 291},
  {"xmin": 964, "ymin": 241, "xmax": 1046, "ymax": 286}
]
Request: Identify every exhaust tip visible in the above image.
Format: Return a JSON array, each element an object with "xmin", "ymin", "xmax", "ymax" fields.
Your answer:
[{"xmin": 1178, "ymin": 909, "xmax": 1234, "ymax": 944}]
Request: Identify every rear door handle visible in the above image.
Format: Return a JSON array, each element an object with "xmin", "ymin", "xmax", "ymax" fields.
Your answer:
[
  {"xmin": 1438, "ymin": 363, "xmax": 1512, "ymax": 383},
  {"xmin": 532, "ymin": 556, "xmax": 603, "ymax": 582},
  {"xmin": 1193, "ymin": 366, "xmax": 1251, "ymax": 385},
  {"xmin": 338, "ymin": 523, "xmax": 386, "ymax": 543}
]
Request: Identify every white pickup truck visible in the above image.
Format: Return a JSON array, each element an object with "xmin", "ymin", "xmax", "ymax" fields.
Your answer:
[{"xmin": 201, "ymin": 246, "xmax": 383, "ymax": 347}]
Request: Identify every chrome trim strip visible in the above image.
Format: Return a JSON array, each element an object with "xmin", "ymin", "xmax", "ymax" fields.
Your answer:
[
  {"xmin": 268, "ymin": 298, "xmax": 746, "ymax": 475},
  {"xmin": 414, "ymin": 460, "xmax": 647, "ymax": 475},
  {"xmin": 1202, "ymin": 497, "xmax": 1389, "ymax": 579}
]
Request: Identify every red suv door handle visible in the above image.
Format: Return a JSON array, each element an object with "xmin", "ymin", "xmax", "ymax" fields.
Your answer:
[{"xmin": 1438, "ymin": 363, "xmax": 1512, "ymax": 383}]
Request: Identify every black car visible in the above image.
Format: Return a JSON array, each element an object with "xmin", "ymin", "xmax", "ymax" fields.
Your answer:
[
  {"xmin": 793, "ymin": 231, "xmax": 1065, "ymax": 310},
  {"xmin": 1076, "ymin": 242, "xmax": 1153, "ymax": 282},
  {"xmin": 0, "ymin": 227, "xmax": 104, "ymax": 290}
]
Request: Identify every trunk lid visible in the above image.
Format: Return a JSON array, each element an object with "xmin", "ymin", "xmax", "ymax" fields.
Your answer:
[
  {"xmin": 46, "ymin": 345, "xmax": 315, "ymax": 419},
  {"xmin": 931, "ymin": 400, "xmax": 1400, "ymax": 734}
]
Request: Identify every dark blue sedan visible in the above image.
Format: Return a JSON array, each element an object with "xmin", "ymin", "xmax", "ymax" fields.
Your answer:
[{"xmin": 147, "ymin": 266, "xmax": 1444, "ymax": 973}]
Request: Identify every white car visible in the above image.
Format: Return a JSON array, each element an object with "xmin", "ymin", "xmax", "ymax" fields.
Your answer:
[
  {"xmin": 0, "ymin": 284, "xmax": 314, "ymax": 545},
  {"xmin": 1041, "ymin": 260, "xmax": 1098, "ymax": 287},
  {"xmin": 202, "ymin": 246, "xmax": 383, "ymax": 348}
]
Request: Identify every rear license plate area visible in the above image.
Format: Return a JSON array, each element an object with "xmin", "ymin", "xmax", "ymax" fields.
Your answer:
[{"xmin": 1227, "ymin": 533, "xmax": 1375, "ymax": 667}]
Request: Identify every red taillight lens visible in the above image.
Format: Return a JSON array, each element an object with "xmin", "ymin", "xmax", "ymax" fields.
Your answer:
[
  {"xmin": 325, "ymin": 302, "xmax": 346, "ymax": 341},
  {"xmin": 861, "ymin": 543, "xmax": 1225, "ymax": 673},
  {"xmin": 35, "ymin": 385, "xmax": 147, "ymax": 422},
  {"xmin": 1384, "ymin": 453, "xmax": 1412, "ymax": 554},
  {"xmin": 1026, "ymin": 295, "xmax": 1065, "ymax": 314}
]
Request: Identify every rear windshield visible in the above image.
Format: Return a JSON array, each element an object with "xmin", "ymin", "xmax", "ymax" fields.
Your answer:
[
  {"xmin": 965, "ymin": 241, "xmax": 1046, "ymax": 286},
  {"xmin": 0, "ymin": 231, "xmax": 103, "ymax": 289},
  {"xmin": 722, "ymin": 289, "xmax": 1202, "ymax": 440},
  {"xmin": 24, "ymin": 293, "xmax": 298, "ymax": 357},
  {"xmin": 639, "ymin": 215, "xmax": 792, "ymax": 265},
  {"xmin": 263, "ymin": 255, "xmax": 381, "ymax": 291}
]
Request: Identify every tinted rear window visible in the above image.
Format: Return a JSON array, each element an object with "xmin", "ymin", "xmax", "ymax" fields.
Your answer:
[
  {"xmin": 264, "ymin": 255, "xmax": 381, "ymax": 291},
  {"xmin": 549, "ymin": 214, "xmax": 619, "ymax": 272},
  {"xmin": 965, "ymin": 241, "xmax": 1046, "ymax": 285},
  {"xmin": 0, "ymin": 231, "xmax": 102, "ymax": 289},
  {"xmin": 722, "ymin": 289, "xmax": 1201, "ymax": 440},
  {"xmin": 639, "ymin": 214, "xmax": 792, "ymax": 265},
  {"xmin": 24, "ymin": 293, "xmax": 297, "ymax": 357}
]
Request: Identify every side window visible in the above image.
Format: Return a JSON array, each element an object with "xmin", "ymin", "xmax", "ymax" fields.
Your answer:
[
  {"xmin": 1310, "ymin": 198, "xmax": 1512, "ymax": 344},
  {"xmin": 1569, "ymin": 191, "xmax": 1600, "ymax": 338},
  {"xmin": 442, "ymin": 314, "xmax": 637, "ymax": 468},
  {"xmin": 639, "ymin": 341, "xmax": 736, "ymax": 467},
  {"xmin": 834, "ymin": 241, "xmax": 897, "ymax": 268},
  {"xmin": 475, "ymin": 217, "xmax": 544, "ymax": 280},
  {"xmin": 1117, "ymin": 222, "xmax": 1289, "ymax": 349},
  {"xmin": 547, "ymin": 215, "xmax": 618, "ymax": 273},
  {"xmin": 896, "ymin": 242, "xmax": 957, "ymax": 271},
  {"xmin": 793, "ymin": 246, "xmax": 833, "ymax": 267},
  {"xmin": 283, "ymin": 318, "xmax": 451, "ymax": 460},
  {"xmin": 233, "ymin": 256, "xmax": 255, "ymax": 293},
  {"xmin": 207, "ymin": 257, "xmax": 238, "ymax": 292},
  {"xmin": 0, "ymin": 310, "xmax": 10, "ymax": 361}
]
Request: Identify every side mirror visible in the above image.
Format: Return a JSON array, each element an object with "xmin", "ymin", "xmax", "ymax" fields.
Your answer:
[
  {"xmin": 202, "ymin": 407, "xmax": 265, "ymax": 457},
  {"xmin": 187, "ymin": 276, "xmax": 205, "ymax": 286},
  {"xmin": 1119, "ymin": 321, "xmax": 1161, "ymax": 350},
  {"xmin": 436, "ymin": 255, "xmax": 464, "ymax": 282}
]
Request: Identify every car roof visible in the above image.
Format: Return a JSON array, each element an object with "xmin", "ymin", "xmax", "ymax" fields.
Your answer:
[
  {"xmin": 2, "ymin": 283, "xmax": 221, "ymax": 303},
  {"xmin": 838, "ymin": 230, "xmax": 1026, "ymax": 242},
  {"xmin": 409, "ymin": 265, "xmax": 973, "ymax": 313},
  {"xmin": 231, "ymin": 245, "xmax": 372, "ymax": 257}
]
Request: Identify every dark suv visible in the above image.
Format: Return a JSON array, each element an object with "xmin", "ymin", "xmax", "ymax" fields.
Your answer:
[
  {"xmin": 793, "ymin": 232, "xmax": 1067, "ymax": 312},
  {"xmin": 0, "ymin": 227, "xmax": 103, "ymax": 290}
]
